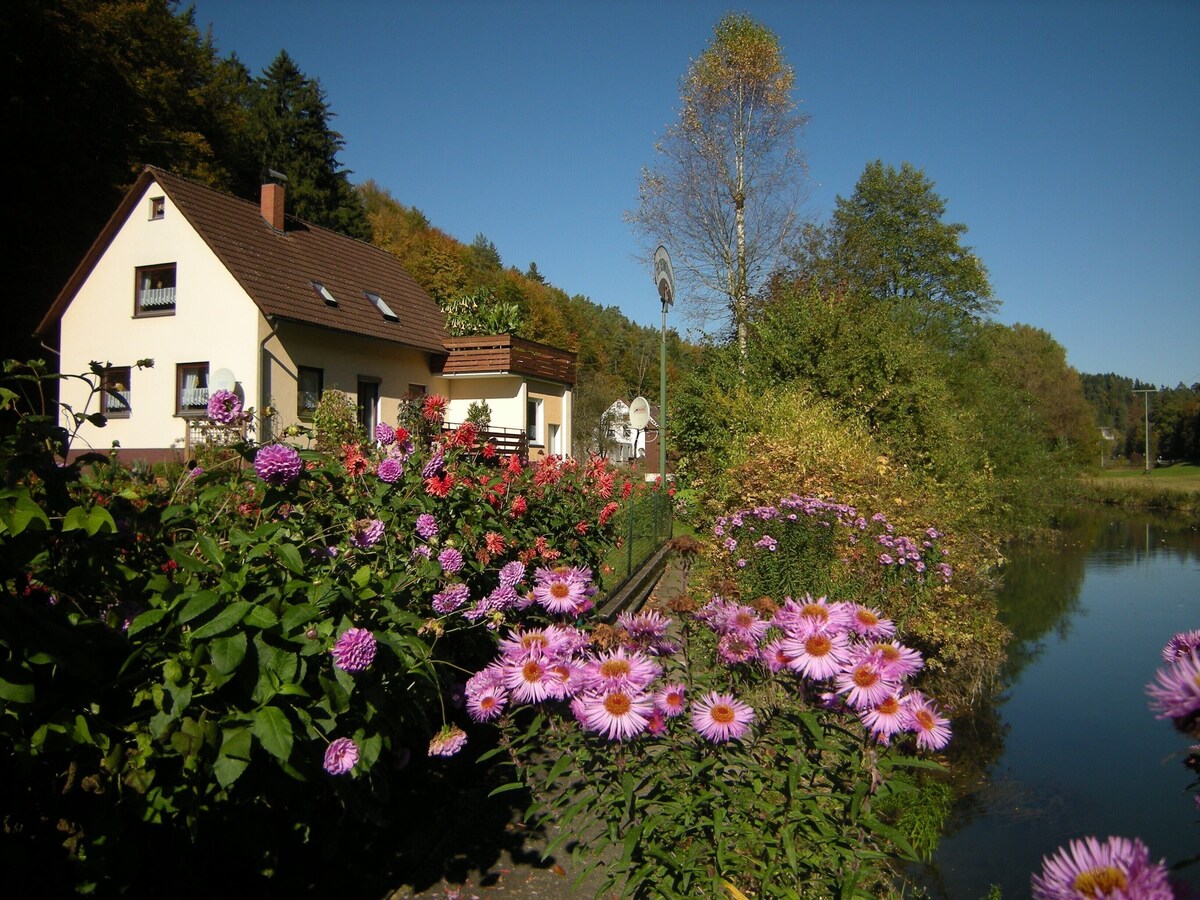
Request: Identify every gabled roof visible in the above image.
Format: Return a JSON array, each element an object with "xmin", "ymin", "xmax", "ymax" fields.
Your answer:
[{"xmin": 38, "ymin": 166, "xmax": 450, "ymax": 354}]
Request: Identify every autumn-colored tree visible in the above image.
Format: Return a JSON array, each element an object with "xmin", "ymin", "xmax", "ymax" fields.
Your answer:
[{"xmin": 629, "ymin": 13, "xmax": 807, "ymax": 357}]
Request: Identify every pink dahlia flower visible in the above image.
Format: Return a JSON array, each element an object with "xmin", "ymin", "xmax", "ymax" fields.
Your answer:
[
  {"xmin": 377, "ymin": 457, "xmax": 403, "ymax": 483},
  {"xmin": 254, "ymin": 443, "xmax": 301, "ymax": 486},
  {"xmin": 323, "ymin": 737, "xmax": 359, "ymax": 775},
  {"xmin": 331, "ymin": 627, "xmax": 377, "ymax": 672},
  {"xmin": 350, "ymin": 518, "xmax": 385, "ymax": 549},
  {"xmin": 691, "ymin": 690, "xmax": 754, "ymax": 743},
  {"xmin": 374, "ymin": 422, "xmax": 396, "ymax": 445},
  {"xmin": 1031, "ymin": 835, "xmax": 1173, "ymax": 900},
  {"xmin": 207, "ymin": 389, "xmax": 243, "ymax": 424}
]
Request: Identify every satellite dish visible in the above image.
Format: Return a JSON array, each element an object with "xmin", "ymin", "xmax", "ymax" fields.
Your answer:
[
  {"xmin": 211, "ymin": 368, "xmax": 237, "ymax": 392},
  {"xmin": 653, "ymin": 245, "xmax": 675, "ymax": 307},
  {"xmin": 628, "ymin": 396, "xmax": 651, "ymax": 430}
]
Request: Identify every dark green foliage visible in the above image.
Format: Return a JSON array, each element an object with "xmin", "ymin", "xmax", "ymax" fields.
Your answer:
[{"xmin": 254, "ymin": 51, "xmax": 370, "ymax": 240}]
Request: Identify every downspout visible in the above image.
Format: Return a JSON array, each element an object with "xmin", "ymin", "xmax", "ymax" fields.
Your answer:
[{"xmin": 260, "ymin": 316, "xmax": 280, "ymax": 442}]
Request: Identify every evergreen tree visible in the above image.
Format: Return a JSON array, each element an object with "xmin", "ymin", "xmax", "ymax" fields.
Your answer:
[{"xmin": 254, "ymin": 51, "xmax": 369, "ymax": 240}]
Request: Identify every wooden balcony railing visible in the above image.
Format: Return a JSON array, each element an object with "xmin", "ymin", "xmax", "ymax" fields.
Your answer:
[{"xmin": 436, "ymin": 335, "xmax": 577, "ymax": 385}]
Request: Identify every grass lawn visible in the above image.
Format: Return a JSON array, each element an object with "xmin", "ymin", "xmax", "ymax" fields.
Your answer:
[{"xmin": 1087, "ymin": 462, "xmax": 1200, "ymax": 493}]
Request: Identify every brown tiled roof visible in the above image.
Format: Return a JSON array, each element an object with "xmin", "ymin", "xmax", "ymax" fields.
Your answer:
[{"xmin": 39, "ymin": 167, "xmax": 450, "ymax": 354}]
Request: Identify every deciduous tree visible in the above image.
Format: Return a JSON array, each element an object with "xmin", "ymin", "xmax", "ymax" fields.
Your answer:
[{"xmin": 628, "ymin": 13, "xmax": 807, "ymax": 358}]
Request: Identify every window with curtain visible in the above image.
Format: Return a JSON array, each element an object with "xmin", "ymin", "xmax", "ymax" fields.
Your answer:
[
  {"xmin": 136, "ymin": 263, "xmax": 176, "ymax": 315},
  {"xmin": 177, "ymin": 363, "xmax": 209, "ymax": 416},
  {"xmin": 101, "ymin": 366, "xmax": 132, "ymax": 418},
  {"xmin": 298, "ymin": 366, "xmax": 323, "ymax": 417}
]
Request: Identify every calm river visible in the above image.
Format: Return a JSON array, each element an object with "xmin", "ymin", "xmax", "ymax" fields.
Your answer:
[{"xmin": 925, "ymin": 506, "xmax": 1200, "ymax": 898}]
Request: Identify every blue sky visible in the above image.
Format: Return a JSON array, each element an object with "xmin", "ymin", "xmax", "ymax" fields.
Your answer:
[{"xmin": 190, "ymin": 0, "xmax": 1198, "ymax": 387}]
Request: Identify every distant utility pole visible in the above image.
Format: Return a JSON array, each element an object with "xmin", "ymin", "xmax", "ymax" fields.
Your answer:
[{"xmin": 1133, "ymin": 387, "xmax": 1158, "ymax": 472}]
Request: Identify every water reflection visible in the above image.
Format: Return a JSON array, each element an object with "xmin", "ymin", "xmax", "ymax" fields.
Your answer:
[{"xmin": 923, "ymin": 506, "xmax": 1200, "ymax": 899}]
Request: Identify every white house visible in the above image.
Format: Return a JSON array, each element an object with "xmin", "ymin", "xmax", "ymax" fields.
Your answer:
[
  {"xmin": 37, "ymin": 167, "xmax": 575, "ymax": 462},
  {"xmin": 603, "ymin": 398, "xmax": 659, "ymax": 464}
]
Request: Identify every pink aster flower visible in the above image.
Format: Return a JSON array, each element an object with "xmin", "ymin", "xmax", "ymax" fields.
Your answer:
[
  {"xmin": 505, "ymin": 658, "xmax": 555, "ymax": 704},
  {"xmin": 905, "ymin": 691, "xmax": 952, "ymax": 751},
  {"xmin": 428, "ymin": 725, "xmax": 468, "ymax": 758},
  {"xmin": 1146, "ymin": 651, "xmax": 1200, "ymax": 721},
  {"xmin": 207, "ymin": 389, "xmax": 243, "ymax": 424},
  {"xmin": 863, "ymin": 640, "xmax": 924, "ymax": 679},
  {"xmin": 1031, "ymin": 835, "xmax": 1173, "ymax": 900},
  {"xmin": 781, "ymin": 630, "xmax": 852, "ymax": 681},
  {"xmin": 585, "ymin": 647, "xmax": 662, "ymax": 693},
  {"xmin": 532, "ymin": 567, "xmax": 587, "ymax": 615},
  {"xmin": 772, "ymin": 594, "xmax": 851, "ymax": 636},
  {"xmin": 761, "ymin": 639, "xmax": 794, "ymax": 673},
  {"xmin": 323, "ymin": 737, "xmax": 359, "ymax": 775},
  {"xmin": 467, "ymin": 686, "xmax": 508, "ymax": 722},
  {"xmin": 580, "ymin": 687, "xmax": 654, "ymax": 741},
  {"xmin": 654, "ymin": 682, "xmax": 687, "ymax": 718},
  {"xmin": 331, "ymin": 627, "xmax": 377, "ymax": 672},
  {"xmin": 861, "ymin": 693, "xmax": 908, "ymax": 740},
  {"xmin": 1162, "ymin": 629, "xmax": 1200, "ymax": 663},
  {"xmin": 691, "ymin": 691, "xmax": 754, "ymax": 743},
  {"xmin": 720, "ymin": 604, "xmax": 771, "ymax": 642},
  {"xmin": 254, "ymin": 443, "xmax": 302, "ymax": 486},
  {"xmin": 836, "ymin": 660, "xmax": 899, "ymax": 711},
  {"xmin": 717, "ymin": 631, "xmax": 760, "ymax": 665},
  {"xmin": 847, "ymin": 604, "xmax": 896, "ymax": 639}
]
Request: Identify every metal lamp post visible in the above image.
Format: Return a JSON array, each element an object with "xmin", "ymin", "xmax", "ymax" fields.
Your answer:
[{"xmin": 653, "ymin": 247, "xmax": 674, "ymax": 487}]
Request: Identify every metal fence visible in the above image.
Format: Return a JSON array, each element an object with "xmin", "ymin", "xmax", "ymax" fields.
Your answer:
[{"xmin": 603, "ymin": 489, "xmax": 673, "ymax": 595}]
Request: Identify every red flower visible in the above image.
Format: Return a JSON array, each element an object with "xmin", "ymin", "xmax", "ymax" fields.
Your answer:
[
  {"xmin": 510, "ymin": 495, "xmax": 527, "ymax": 517},
  {"xmin": 341, "ymin": 443, "xmax": 368, "ymax": 477},
  {"xmin": 425, "ymin": 473, "xmax": 454, "ymax": 497},
  {"xmin": 482, "ymin": 441, "xmax": 497, "ymax": 459},
  {"xmin": 575, "ymin": 520, "xmax": 590, "ymax": 535},
  {"xmin": 506, "ymin": 453, "xmax": 523, "ymax": 476},
  {"xmin": 453, "ymin": 421, "xmax": 478, "ymax": 448},
  {"xmin": 599, "ymin": 501, "xmax": 620, "ymax": 526},
  {"xmin": 621, "ymin": 480, "xmax": 633, "ymax": 499},
  {"xmin": 395, "ymin": 426, "xmax": 410, "ymax": 443},
  {"xmin": 422, "ymin": 394, "xmax": 448, "ymax": 423},
  {"xmin": 485, "ymin": 532, "xmax": 506, "ymax": 554}
]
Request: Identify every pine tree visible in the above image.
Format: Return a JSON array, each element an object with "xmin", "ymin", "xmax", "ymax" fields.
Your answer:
[{"xmin": 253, "ymin": 51, "xmax": 369, "ymax": 240}]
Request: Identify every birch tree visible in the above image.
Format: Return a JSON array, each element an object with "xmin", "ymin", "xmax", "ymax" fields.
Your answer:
[{"xmin": 628, "ymin": 14, "xmax": 807, "ymax": 358}]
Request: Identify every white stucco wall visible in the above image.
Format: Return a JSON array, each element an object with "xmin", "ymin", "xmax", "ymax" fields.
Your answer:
[{"xmin": 58, "ymin": 179, "xmax": 261, "ymax": 455}]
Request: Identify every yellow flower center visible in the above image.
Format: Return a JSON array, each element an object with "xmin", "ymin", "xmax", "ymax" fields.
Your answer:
[
  {"xmin": 1072, "ymin": 866, "xmax": 1127, "ymax": 897},
  {"xmin": 877, "ymin": 696, "xmax": 900, "ymax": 715},
  {"xmin": 710, "ymin": 704, "xmax": 735, "ymax": 725},
  {"xmin": 874, "ymin": 644, "xmax": 900, "ymax": 661},
  {"xmin": 600, "ymin": 659, "xmax": 631, "ymax": 678},
  {"xmin": 604, "ymin": 693, "xmax": 631, "ymax": 716},
  {"xmin": 914, "ymin": 709, "xmax": 936, "ymax": 730},
  {"xmin": 805, "ymin": 635, "xmax": 832, "ymax": 656},
  {"xmin": 857, "ymin": 610, "xmax": 879, "ymax": 626},
  {"xmin": 522, "ymin": 661, "xmax": 543, "ymax": 682},
  {"xmin": 550, "ymin": 582, "xmax": 570, "ymax": 599},
  {"xmin": 800, "ymin": 604, "xmax": 828, "ymax": 622},
  {"xmin": 853, "ymin": 666, "xmax": 879, "ymax": 688}
]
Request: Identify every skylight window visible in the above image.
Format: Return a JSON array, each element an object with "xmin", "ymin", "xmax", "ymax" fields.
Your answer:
[
  {"xmin": 365, "ymin": 291, "xmax": 399, "ymax": 322},
  {"xmin": 311, "ymin": 281, "xmax": 337, "ymax": 306}
]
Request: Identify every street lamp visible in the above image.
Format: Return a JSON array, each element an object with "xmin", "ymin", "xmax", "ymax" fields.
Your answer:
[{"xmin": 653, "ymin": 247, "xmax": 674, "ymax": 487}]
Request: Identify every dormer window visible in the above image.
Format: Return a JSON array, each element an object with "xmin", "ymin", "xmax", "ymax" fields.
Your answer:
[
  {"xmin": 311, "ymin": 281, "xmax": 337, "ymax": 306},
  {"xmin": 149, "ymin": 196, "xmax": 165, "ymax": 220},
  {"xmin": 135, "ymin": 263, "xmax": 176, "ymax": 315},
  {"xmin": 365, "ymin": 291, "xmax": 399, "ymax": 322}
]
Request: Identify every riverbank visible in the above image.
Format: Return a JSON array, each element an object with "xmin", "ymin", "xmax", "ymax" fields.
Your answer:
[{"xmin": 1076, "ymin": 462, "xmax": 1200, "ymax": 514}]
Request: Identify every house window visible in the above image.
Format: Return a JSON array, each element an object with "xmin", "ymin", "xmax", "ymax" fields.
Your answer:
[
  {"xmin": 365, "ymin": 291, "xmax": 399, "ymax": 322},
  {"xmin": 101, "ymin": 366, "xmax": 132, "ymax": 418},
  {"xmin": 407, "ymin": 383, "xmax": 426, "ymax": 397},
  {"xmin": 527, "ymin": 396, "xmax": 543, "ymax": 446},
  {"xmin": 136, "ymin": 263, "xmax": 176, "ymax": 315},
  {"xmin": 298, "ymin": 366, "xmax": 323, "ymax": 418},
  {"xmin": 311, "ymin": 281, "xmax": 337, "ymax": 306},
  {"xmin": 548, "ymin": 422, "xmax": 561, "ymax": 456},
  {"xmin": 149, "ymin": 196, "xmax": 165, "ymax": 220},
  {"xmin": 177, "ymin": 363, "xmax": 209, "ymax": 416}
]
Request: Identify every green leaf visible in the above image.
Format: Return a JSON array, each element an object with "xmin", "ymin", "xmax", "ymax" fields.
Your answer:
[
  {"xmin": 209, "ymin": 633, "xmax": 248, "ymax": 675},
  {"xmin": 487, "ymin": 781, "xmax": 525, "ymax": 798},
  {"xmin": 2, "ymin": 494, "xmax": 50, "ymax": 534},
  {"xmin": 62, "ymin": 506, "xmax": 89, "ymax": 532},
  {"xmin": 126, "ymin": 608, "xmax": 167, "ymax": 638},
  {"xmin": 178, "ymin": 590, "xmax": 220, "ymax": 623},
  {"xmin": 280, "ymin": 603, "xmax": 320, "ymax": 633},
  {"xmin": 196, "ymin": 534, "xmax": 225, "ymax": 567},
  {"xmin": 243, "ymin": 605, "xmax": 279, "ymax": 629},
  {"xmin": 250, "ymin": 706, "xmax": 294, "ymax": 762},
  {"xmin": 188, "ymin": 600, "xmax": 251, "ymax": 640},
  {"xmin": 215, "ymin": 727, "xmax": 252, "ymax": 788},
  {"xmin": 276, "ymin": 543, "xmax": 304, "ymax": 575},
  {"xmin": 0, "ymin": 675, "xmax": 35, "ymax": 703},
  {"xmin": 85, "ymin": 504, "xmax": 117, "ymax": 535}
]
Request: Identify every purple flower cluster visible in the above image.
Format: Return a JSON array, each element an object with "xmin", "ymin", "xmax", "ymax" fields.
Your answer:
[
  {"xmin": 1147, "ymin": 628, "xmax": 1200, "ymax": 723},
  {"xmin": 432, "ymin": 583, "xmax": 471, "ymax": 614},
  {"xmin": 331, "ymin": 627, "xmax": 377, "ymax": 672},
  {"xmin": 438, "ymin": 546, "xmax": 464, "ymax": 574},
  {"xmin": 700, "ymin": 593, "xmax": 950, "ymax": 750},
  {"xmin": 374, "ymin": 422, "xmax": 396, "ymax": 445},
  {"xmin": 207, "ymin": 389, "xmax": 243, "ymax": 425},
  {"xmin": 377, "ymin": 457, "xmax": 403, "ymax": 483},
  {"xmin": 350, "ymin": 518, "xmax": 385, "ymax": 549},
  {"xmin": 415, "ymin": 513, "xmax": 438, "ymax": 540},
  {"xmin": 254, "ymin": 443, "xmax": 301, "ymax": 486}
]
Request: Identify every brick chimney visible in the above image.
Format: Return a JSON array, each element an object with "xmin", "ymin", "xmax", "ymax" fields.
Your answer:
[{"xmin": 261, "ymin": 171, "xmax": 287, "ymax": 231}]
